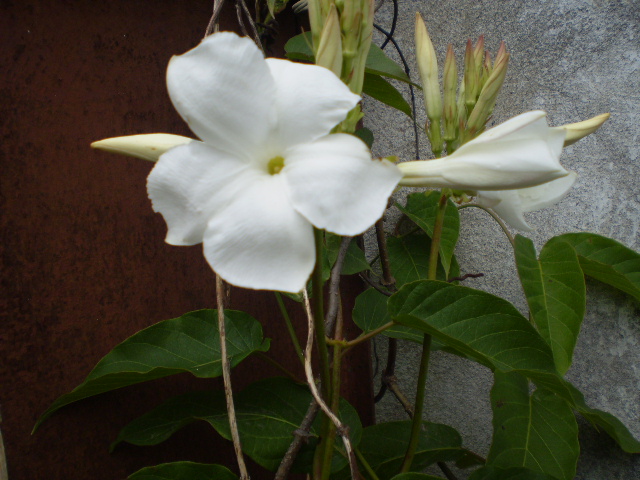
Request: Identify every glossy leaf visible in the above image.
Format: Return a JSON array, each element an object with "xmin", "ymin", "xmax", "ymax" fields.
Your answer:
[
  {"xmin": 284, "ymin": 33, "xmax": 412, "ymax": 84},
  {"xmin": 546, "ymin": 232, "xmax": 640, "ymax": 300},
  {"xmin": 515, "ymin": 235, "xmax": 586, "ymax": 374},
  {"xmin": 387, "ymin": 234, "xmax": 460, "ymax": 287},
  {"xmin": 390, "ymin": 474, "xmax": 447, "ymax": 480},
  {"xmin": 114, "ymin": 377, "xmax": 362, "ymax": 473},
  {"xmin": 34, "ymin": 310, "xmax": 269, "ymax": 430},
  {"xmin": 488, "ymin": 372, "xmax": 579, "ymax": 480},
  {"xmin": 396, "ymin": 192, "xmax": 460, "ymax": 276},
  {"xmin": 469, "ymin": 466, "xmax": 560, "ymax": 480},
  {"xmin": 353, "ymin": 420, "xmax": 471, "ymax": 479},
  {"xmin": 128, "ymin": 462, "xmax": 237, "ymax": 480},
  {"xmin": 363, "ymin": 73, "xmax": 412, "ymax": 117},
  {"xmin": 352, "ymin": 287, "xmax": 423, "ymax": 343},
  {"xmin": 389, "ymin": 281, "xmax": 640, "ymax": 452}
]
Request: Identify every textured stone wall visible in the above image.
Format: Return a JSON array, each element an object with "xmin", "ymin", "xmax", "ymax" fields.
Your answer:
[{"xmin": 366, "ymin": 0, "xmax": 639, "ymax": 478}]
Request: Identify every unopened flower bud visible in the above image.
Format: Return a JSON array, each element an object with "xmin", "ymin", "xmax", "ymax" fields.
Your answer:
[
  {"xmin": 466, "ymin": 52, "xmax": 509, "ymax": 137},
  {"xmin": 91, "ymin": 134, "xmax": 193, "ymax": 162},
  {"xmin": 443, "ymin": 44, "xmax": 458, "ymax": 145},
  {"xmin": 555, "ymin": 113, "xmax": 610, "ymax": 146},
  {"xmin": 316, "ymin": 5, "xmax": 343, "ymax": 77}
]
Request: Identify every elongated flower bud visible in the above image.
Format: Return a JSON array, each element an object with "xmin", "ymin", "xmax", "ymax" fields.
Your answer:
[
  {"xmin": 555, "ymin": 113, "xmax": 610, "ymax": 146},
  {"xmin": 415, "ymin": 13, "xmax": 443, "ymax": 156},
  {"xmin": 466, "ymin": 52, "xmax": 509, "ymax": 137},
  {"xmin": 464, "ymin": 39, "xmax": 477, "ymax": 110},
  {"xmin": 316, "ymin": 4, "xmax": 343, "ymax": 77},
  {"xmin": 91, "ymin": 134, "xmax": 193, "ymax": 162},
  {"xmin": 443, "ymin": 44, "xmax": 458, "ymax": 145}
]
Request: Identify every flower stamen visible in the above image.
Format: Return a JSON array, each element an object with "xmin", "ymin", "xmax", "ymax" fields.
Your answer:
[{"xmin": 268, "ymin": 156, "xmax": 285, "ymax": 175}]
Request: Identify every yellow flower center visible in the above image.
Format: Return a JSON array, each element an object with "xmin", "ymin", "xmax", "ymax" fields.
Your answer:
[{"xmin": 267, "ymin": 156, "xmax": 285, "ymax": 175}]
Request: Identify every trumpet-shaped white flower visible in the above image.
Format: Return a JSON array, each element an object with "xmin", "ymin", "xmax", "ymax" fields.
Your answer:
[
  {"xmin": 137, "ymin": 32, "xmax": 400, "ymax": 293},
  {"xmin": 398, "ymin": 111, "xmax": 567, "ymax": 190},
  {"xmin": 476, "ymin": 172, "xmax": 577, "ymax": 231}
]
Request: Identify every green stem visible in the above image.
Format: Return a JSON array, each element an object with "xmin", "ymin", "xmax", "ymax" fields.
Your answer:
[
  {"xmin": 274, "ymin": 292, "xmax": 304, "ymax": 365},
  {"xmin": 356, "ymin": 447, "xmax": 381, "ymax": 480},
  {"xmin": 311, "ymin": 228, "xmax": 332, "ymax": 479},
  {"xmin": 401, "ymin": 193, "xmax": 447, "ymax": 473}
]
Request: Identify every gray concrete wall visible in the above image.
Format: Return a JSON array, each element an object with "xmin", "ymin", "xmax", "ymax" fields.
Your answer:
[{"xmin": 365, "ymin": 1, "xmax": 639, "ymax": 478}]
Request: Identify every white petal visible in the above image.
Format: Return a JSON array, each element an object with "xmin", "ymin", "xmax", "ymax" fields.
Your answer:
[
  {"xmin": 283, "ymin": 134, "xmax": 402, "ymax": 235},
  {"xmin": 399, "ymin": 111, "xmax": 568, "ymax": 190},
  {"xmin": 266, "ymin": 59, "xmax": 360, "ymax": 149},
  {"xmin": 477, "ymin": 190, "xmax": 532, "ymax": 231},
  {"xmin": 477, "ymin": 172, "xmax": 577, "ymax": 231},
  {"xmin": 167, "ymin": 32, "xmax": 276, "ymax": 158},
  {"xmin": 203, "ymin": 175, "xmax": 315, "ymax": 293},
  {"xmin": 147, "ymin": 142, "xmax": 252, "ymax": 245},
  {"xmin": 91, "ymin": 134, "xmax": 194, "ymax": 162}
]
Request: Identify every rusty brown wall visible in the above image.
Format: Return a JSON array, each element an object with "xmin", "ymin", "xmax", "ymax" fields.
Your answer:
[{"xmin": 0, "ymin": 2, "xmax": 372, "ymax": 479}]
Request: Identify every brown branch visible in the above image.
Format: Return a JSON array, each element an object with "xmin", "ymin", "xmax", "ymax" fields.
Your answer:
[
  {"xmin": 447, "ymin": 273, "xmax": 484, "ymax": 283},
  {"xmin": 204, "ymin": 0, "xmax": 227, "ymax": 37},
  {"xmin": 274, "ymin": 400, "xmax": 321, "ymax": 480},
  {"xmin": 216, "ymin": 275, "xmax": 249, "ymax": 480}
]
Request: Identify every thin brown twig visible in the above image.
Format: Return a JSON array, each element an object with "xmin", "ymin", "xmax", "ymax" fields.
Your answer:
[
  {"xmin": 274, "ymin": 400, "xmax": 321, "ymax": 480},
  {"xmin": 204, "ymin": 0, "xmax": 227, "ymax": 37},
  {"xmin": 359, "ymin": 272, "xmax": 393, "ymax": 297},
  {"xmin": 236, "ymin": 0, "xmax": 263, "ymax": 51},
  {"xmin": 216, "ymin": 275, "xmax": 249, "ymax": 480},
  {"xmin": 302, "ymin": 290, "xmax": 361, "ymax": 480}
]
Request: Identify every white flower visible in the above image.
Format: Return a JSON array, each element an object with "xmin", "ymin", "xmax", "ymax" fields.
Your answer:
[
  {"xmin": 398, "ymin": 111, "xmax": 567, "ymax": 190},
  {"xmin": 136, "ymin": 32, "xmax": 400, "ymax": 293},
  {"xmin": 476, "ymin": 173, "xmax": 577, "ymax": 231}
]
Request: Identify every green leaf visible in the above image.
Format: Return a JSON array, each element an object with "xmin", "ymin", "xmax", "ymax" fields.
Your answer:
[
  {"xmin": 397, "ymin": 192, "xmax": 460, "ymax": 276},
  {"xmin": 546, "ymin": 232, "xmax": 640, "ymax": 301},
  {"xmin": 365, "ymin": 44, "xmax": 413, "ymax": 84},
  {"xmin": 488, "ymin": 372, "xmax": 579, "ymax": 480},
  {"xmin": 514, "ymin": 235, "xmax": 586, "ymax": 374},
  {"xmin": 388, "ymin": 281, "xmax": 640, "ymax": 452},
  {"xmin": 389, "ymin": 280, "xmax": 556, "ymax": 373},
  {"xmin": 128, "ymin": 462, "xmax": 237, "ymax": 480},
  {"xmin": 469, "ymin": 466, "xmax": 560, "ymax": 480},
  {"xmin": 325, "ymin": 233, "xmax": 370, "ymax": 276},
  {"xmin": 354, "ymin": 127, "xmax": 374, "ymax": 148},
  {"xmin": 354, "ymin": 420, "xmax": 471, "ymax": 479},
  {"xmin": 390, "ymin": 474, "xmax": 447, "ymax": 480},
  {"xmin": 352, "ymin": 288, "xmax": 423, "ymax": 343},
  {"xmin": 363, "ymin": 73, "xmax": 412, "ymax": 117},
  {"xmin": 34, "ymin": 310, "xmax": 269, "ymax": 430},
  {"xmin": 284, "ymin": 32, "xmax": 314, "ymax": 62},
  {"xmin": 114, "ymin": 377, "xmax": 362, "ymax": 473},
  {"xmin": 284, "ymin": 33, "xmax": 413, "ymax": 85},
  {"xmin": 387, "ymin": 234, "xmax": 460, "ymax": 287}
]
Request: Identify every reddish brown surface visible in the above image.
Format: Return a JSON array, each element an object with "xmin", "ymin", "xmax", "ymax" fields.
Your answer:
[{"xmin": 0, "ymin": 2, "xmax": 372, "ymax": 479}]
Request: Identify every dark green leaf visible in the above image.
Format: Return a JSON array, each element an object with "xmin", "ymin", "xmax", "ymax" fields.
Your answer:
[
  {"xmin": 354, "ymin": 128, "xmax": 374, "ymax": 148},
  {"xmin": 114, "ymin": 377, "xmax": 362, "ymax": 473},
  {"xmin": 389, "ymin": 280, "xmax": 556, "ymax": 373},
  {"xmin": 390, "ymin": 474, "xmax": 447, "ymax": 480},
  {"xmin": 515, "ymin": 235, "xmax": 586, "ymax": 374},
  {"xmin": 363, "ymin": 74, "xmax": 412, "ymax": 117},
  {"xmin": 488, "ymin": 372, "xmax": 579, "ymax": 480},
  {"xmin": 388, "ymin": 281, "xmax": 640, "ymax": 452},
  {"xmin": 34, "ymin": 310, "xmax": 269, "ymax": 430},
  {"xmin": 397, "ymin": 192, "xmax": 460, "ymax": 276},
  {"xmin": 128, "ymin": 462, "xmax": 237, "ymax": 480},
  {"xmin": 284, "ymin": 32, "xmax": 314, "ymax": 62},
  {"xmin": 352, "ymin": 288, "xmax": 423, "ymax": 343},
  {"xmin": 546, "ymin": 233, "xmax": 640, "ymax": 301},
  {"xmin": 354, "ymin": 420, "xmax": 470, "ymax": 479},
  {"xmin": 365, "ymin": 44, "xmax": 413, "ymax": 84},
  {"xmin": 469, "ymin": 466, "xmax": 560, "ymax": 480},
  {"xmin": 284, "ymin": 33, "xmax": 413, "ymax": 85},
  {"xmin": 325, "ymin": 233, "xmax": 370, "ymax": 276},
  {"xmin": 387, "ymin": 234, "xmax": 460, "ymax": 287}
]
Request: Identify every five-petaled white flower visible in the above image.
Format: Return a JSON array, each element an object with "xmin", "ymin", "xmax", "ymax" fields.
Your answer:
[{"xmin": 140, "ymin": 32, "xmax": 400, "ymax": 293}]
